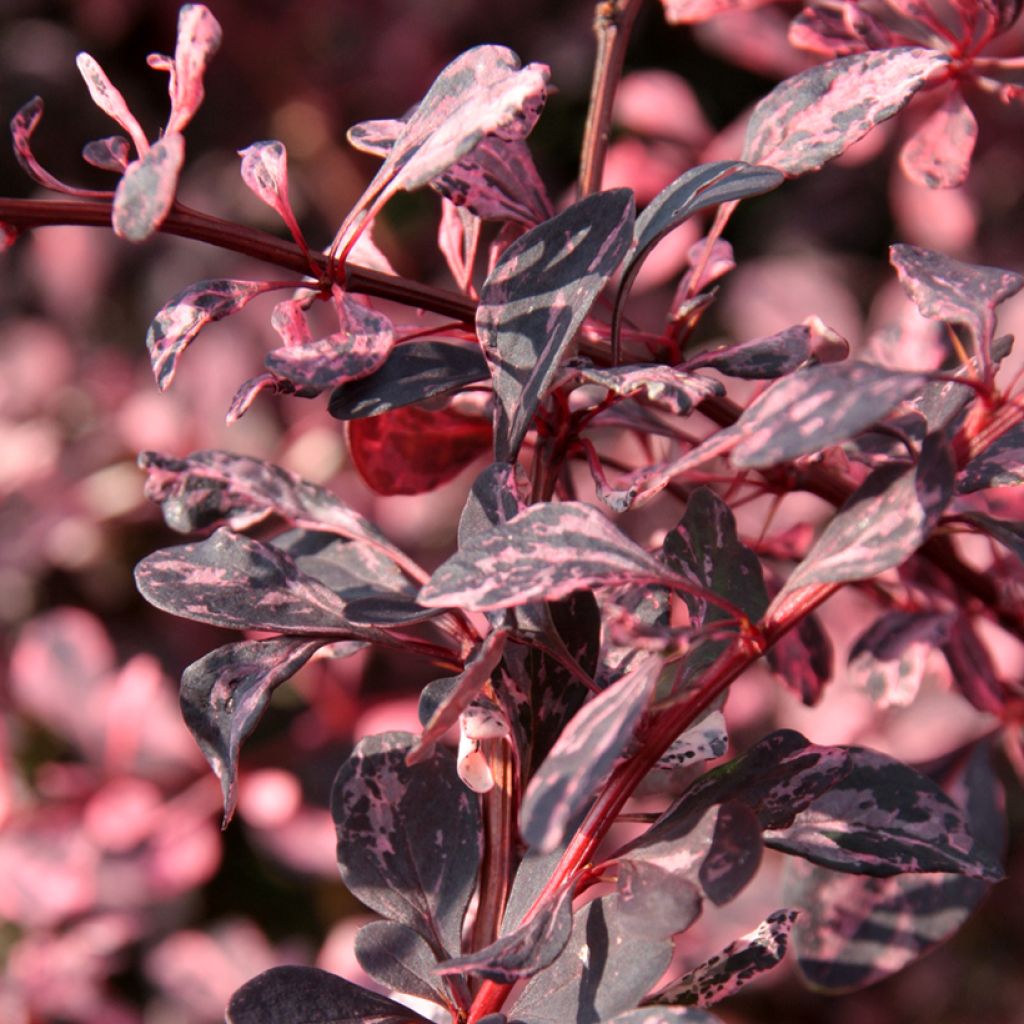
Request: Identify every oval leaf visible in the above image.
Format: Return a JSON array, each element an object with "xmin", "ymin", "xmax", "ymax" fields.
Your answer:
[
  {"xmin": 354, "ymin": 920, "xmax": 450, "ymax": 1006},
  {"xmin": 113, "ymin": 130, "xmax": 185, "ymax": 242}
]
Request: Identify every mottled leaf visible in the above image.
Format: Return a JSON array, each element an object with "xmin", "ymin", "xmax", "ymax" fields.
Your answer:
[
  {"xmin": 355, "ymin": 921, "xmax": 449, "ymax": 1006},
  {"xmin": 509, "ymin": 897, "xmax": 673, "ymax": 1024},
  {"xmin": 82, "ymin": 135, "xmax": 130, "ymax": 172},
  {"xmin": 940, "ymin": 614, "xmax": 1006, "ymax": 715},
  {"xmin": 348, "ymin": 404, "xmax": 492, "ymax": 496},
  {"xmin": 478, "ymin": 189, "xmax": 634, "ymax": 461},
  {"xmin": 238, "ymin": 140, "xmax": 305, "ymax": 243},
  {"xmin": 75, "ymin": 52, "xmax": 149, "ymax": 155},
  {"xmin": 764, "ymin": 747, "xmax": 1004, "ymax": 880},
  {"xmin": 650, "ymin": 909, "xmax": 799, "ymax": 1006},
  {"xmin": 520, "ymin": 657, "xmax": 658, "ymax": 852},
  {"xmin": 331, "ymin": 732, "xmax": 482, "ymax": 956},
  {"xmin": 686, "ymin": 323, "xmax": 814, "ymax": 379},
  {"xmin": 458, "ymin": 461, "xmax": 526, "ymax": 546},
  {"xmin": 165, "ymin": 3, "xmax": 222, "ymax": 134},
  {"xmin": 899, "ymin": 87, "xmax": 977, "ymax": 188},
  {"xmin": 743, "ymin": 48, "xmax": 950, "ymax": 176},
  {"xmin": 778, "ymin": 432, "xmax": 954, "ymax": 595},
  {"xmin": 113, "ymin": 130, "xmax": 185, "ymax": 242},
  {"xmin": 146, "ymin": 279, "xmax": 281, "ymax": 389},
  {"xmin": 653, "ymin": 711, "xmax": 729, "ymax": 772},
  {"xmin": 698, "ymin": 800, "xmax": 764, "ymax": 906},
  {"xmin": 730, "ymin": 361, "xmax": 927, "ymax": 469},
  {"xmin": 226, "ymin": 965, "xmax": 432, "ymax": 1024},
  {"xmin": 419, "ymin": 501, "xmax": 669, "ymax": 612},
  {"xmin": 959, "ymin": 421, "xmax": 1024, "ymax": 492},
  {"xmin": 328, "ymin": 341, "xmax": 489, "ymax": 420},
  {"xmin": 765, "ymin": 610, "xmax": 833, "ymax": 705},
  {"xmin": 577, "ymin": 365, "xmax": 724, "ymax": 415}
]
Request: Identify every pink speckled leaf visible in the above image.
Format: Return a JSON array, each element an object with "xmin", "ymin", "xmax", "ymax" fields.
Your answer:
[
  {"xmin": 75, "ymin": 52, "xmax": 149, "ymax": 155},
  {"xmin": 847, "ymin": 611, "xmax": 953, "ymax": 708},
  {"xmin": 686, "ymin": 323, "xmax": 814, "ymax": 379},
  {"xmin": 82, "ymin": 134, "xmax": 130, "ymax": 172},
  {"xmin": 478, "ymin": 189, "xmax": 634, "ymax": 461},
  {"xmin": 765, "ymin": 610, "xmax": 833, "ymax": 705},
  {"xmin": 890, "ymin": 244, "xmax": 1024, "ymax": 378},
  {"xmin": 238, "ymin": 141, "xmax": 304, "ymax": 239},
  {"xmin": 112, "ymin": 131, "xmax": 185, "ymax": 242},
  {"xmin": 577, "ymin": 365, "xmax": 724, "ymax": 415},
  {"xmin": 145, "ymin": 278, "xmax": 282, "ymax": 389},
  {"xmin": 730, "ymin": 361, "xmax": 928, "ymax": 469},
  {"xmin": 418, "ymin": 501, "xmax": 668, "ymax": 612},
  {"xmin": 899, "ymin": 87, "xmax": 977, "ymax": 188},
  {"xmin": 355, "ymin": 921, "xmax": 450, "ymax": 1007},
  {"xmin": 959, "ymin": 422, "xmax": 1024, "ymax": 492},
  {"xmin": 165, "ymin": 3, "xmax": 222, "ymax": 134},
  {"xmin": 520, "ymin": 657, "xmax": 659, "ymax": 852},
  {"xmin": 331, "ymin": 732, "xmax": 482, "ymax": 956},
  {"xmin": 778, "ymin": 432, "xmax": 955, "ymax": 595},
  {"xmin": 742, "ymin": 48, "xmax": 950, "ymax": 176},
  {"xmin": 651, "ymin": 909, "xmax": 799, "ymax": 1007},
  {"xmin": 764, "ymin": 746, "xmax": 1004, "ymax": 879},
  {"xmin": 788, "ymin": 4, "xmax": 893, "ymax": 56},
  {"xmin": 941, "ymin": 614, "xmax": 1006, "ymax": 715},
  {"xmin": 226, "ymin": 965, "xmax": 433, "ymax": 1024}
]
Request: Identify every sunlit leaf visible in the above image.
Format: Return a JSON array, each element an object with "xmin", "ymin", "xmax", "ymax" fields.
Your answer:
[{"xmin": 113, "ymin": 131, "xmax": 185, "ymax": 242}]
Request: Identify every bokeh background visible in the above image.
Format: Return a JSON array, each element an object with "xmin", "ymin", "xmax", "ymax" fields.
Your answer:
[{"xmin": 2, "ymin": 1, "xmax": 1024, "ymax": 1021}]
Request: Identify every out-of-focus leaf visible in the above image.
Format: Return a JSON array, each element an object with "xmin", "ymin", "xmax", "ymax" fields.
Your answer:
[
  {"xmin": 941, "ymin": 614, "xmax": 1006, "ymax": 715},
  {"xmin": 685, "ymin": 323, "xmax": 813, "ymax": 379},
  {"xmin": 520, "ymin": 657, "xmax": 659, "ymax": 852},
  {"xmin": 509, "ymin": 897, "xmax": 673, "ymax": 1024},
  {"xmin": 577, "ymin": 364, "xmax": 724, "ymax": 415},
  {"xmin": 650, "ymin": 909, "xmax": 799, "ymax": 1006},
  {"xmin": 743, "ymin": 48, "xmax": 950, "ymax": 176},
  {"xmin": 960, "ymin": 510, "xmax": 1024, "ymax": 564},
  {"xmin": 331, "ymin": 732, "xmax": 482, "ymax": 956},
  {"xmin": 661, "ymin": 0, "xmax": 777, "ymax": 23},
  {"xmin": 764, "ymin": 746, "xmax": 1004, "ymax": 880},
  {"xmin": 75, "ymin": 52, "xmax": 149, "ymax": 155},
  {"xmin": 164, "ymin": 3, "xmax": 222, "ymax": 134},
  {"xmin": 418, "ymin": 501, "xmax": 670, "ymax": 612},
  {"xmin": 348, "ymin": 404, "xmax": 492, "ymax": 496},
  {"xmin": 766, "ymin": 610, "xmax": 833, "ymax": 705},
  {"xmin": 777, "ymin": 432, "xmax": 954, "ymax": 596},
  {"xmin": 226, "ymin": 965, "xmax": 432, "ymax": 1023},
  {"xmin": 899, "ymin": 87, "xmax": 977, "ymax": 188},
  {"xmin": 146, "ymin": 279, "xmax": 282, "ymax": 389},
  {"xmin": 603, "ymin": 1009, "xmax": 725, "ymax": 1023},
  {"xmin": 355, "ymin": 921, "xmax": 449, "ymax": 1006},
  {"xmin": 329, "ymin": 341, "xmax": 489, "ymax": 420},
  {"xmin": 113, "ymin": 131, "xmax": 185, "ymax": 242},
  {"xmin": 653, "ymin": 711, "xmax": 728, "ymax": 772},
  {"xmin": 478, "ymin": 189, "xmax": 634, "ymax": 461},
  {"xmin": 612, "ymin": 860, "xmax": 703, "ymax": 938},
  {"xmin": 959, "ymin": 422, "xmax": 1024, "ymax": 492},
  {"xmin": 82, "ymin": 135, "xmax": 130, "ymax": 172},
  {"xmin": 698, "ymin": 800, "xmax": 763, "ymax": 906}
]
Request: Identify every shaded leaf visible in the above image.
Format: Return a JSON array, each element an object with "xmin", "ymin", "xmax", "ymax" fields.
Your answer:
[
  {"xmin": 603, "ymin": 1009, "xmax": 724, "ymax": 1024},
  {"xmin": 458, "ymin": 461, "xmax": 526, "ymax": 545},
  {"xmin": 959, "ymin": 421, "xmax": 1024, "ymax": 492},
  {"xmin": 328, "ymin": 341, "xmax": 489, "ymax": 420},
  {"xmin": 478, "ymin": 189, "xmax": 635, "ymax": 461},
  {"xmin": 899, "ymin": 87, "xmax": 977, "ymax": 188},
  {"xmin": 613, "ymin": 860, "xmax": 703, "ymax": 938},
  {"xmin": 765, "ymin": 610, "xmax": 833, "ymax": 705},
  {"xmin": 145, "ymin": 279, "xmax": 281, "ymax": 389},
  {"xmin": 650, "ymin": 909, "xmax": 799, "ymax": 1007},
  {"xmin": 82, "ymin": 135, "xmax": 130, "ymax": 172},
  {"xmin": 520, "ymin": 657, "xmax": 659, "ymax": 852},
  {"xmin": 226, "ymin": 965, "xmax": 432, "ymax": 1024},
  {"xmin": 940, "ymin": 613, "xmax": 1006, "ymax": 715},
  {"xmin": 778, "ymin": 432, "xmax": 955, "ymax": 595},
  {"xmin": 698, "ymin": 800, "xmax": 763, "ymax": 906},
  {"xmin": 742, "ymin": 48, "xmax": 950, "ymax": 176},
  {"xmin": 355, "ymin": 921, "xmax": 449, "ymax": 1006},
  {"xmin": 113, "ymin": 131, "xmax": 185, "ymax": 242},
  {"xmin": 685, "ymin": 323, "xmax": 814, "ymax": 379},
  {"xmin": 331, "ymin": 732, "xmax": 482, "ymax": 956},
  {"xmin": 959, "ymin": 510, "xmax": 1024, "ymax": 564},
  {"xmin": 348, "ymin": 404, "xmax": 492, "ymax": 496}
]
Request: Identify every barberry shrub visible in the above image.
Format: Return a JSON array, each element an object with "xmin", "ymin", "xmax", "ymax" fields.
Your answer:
[{"xmin": 3, "ymin": 1, "xmax": 1024, "ymax": 1021}]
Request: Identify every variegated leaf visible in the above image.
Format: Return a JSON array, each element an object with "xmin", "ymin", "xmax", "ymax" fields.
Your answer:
[
  {"xmin": 898, "ymin": 86, "xmax": 977, "ymax": 189},
  {"xmin": 146, "ymin": 278, "xmax": 281, "ymax": 389},
  {"xmin": 777, "ymin": 432, "xmax": 954, "ymax": 595},
  {"xmin": 603, "ymin": 1009, "xmax": 725, "ymax": 1024},
  {"xmin": 354, "ymin": 921, "xmax": 450, "ymax": 1006},
  {"xmin": 226, "ymin": 965, "xmax": 432, "ymax": 1024},
  {"xmin": 960, "ymin": 510, "xmax": 1024, "ymax": 564},
  {"xmin": 238, "ymin": 140, "xmax": 305, "ymax": 242},
  {"xmin": 112, "ymin": 131, "xmax": 185, "ymax": 242},
  {"xmin": 75, "ymin": 52, "xmax": 149, "ymax": 156},
  {"xmin": 82, "ymin": 135, "xmax": 130, "ymax": 172},
  {"xmin": 165, "ymin": 3, "xmax": 222, "ymax": 134},
  {"xmin": 940, "ymin": 614, "xmax": 1006, "ymax": 715},
  {"xmin": 685, "ymin": 323, "xmax": 814, "ymax": 379},
  {"xmin": 457, "ymin": 461, "xmax": 527, "ymax": 545},
  {"xmin": 743, "ymin": 48, "xmax": 950, "ymax": 176},
  {"xmin": 331, "ymin": 732, "xmax": 482, "ymax": 956},
  {"xmin": 959, "ymin": 421, "xmax": 1024, "ymax": 492},
  {"xmin": 577, "ymin": 365, "xmax": 724, "ymax": 415},
  {"xmin": 328, "ymin": 341, "xmax": 489, "ymax": 420},
  {"xmin": 765, "ymin": 610, "xmax": 833, "ymax": 705},
  {"xmin": 520, "ymin": 657, "xmax": 659, "ymax": 852},
  {"xmin": 418, "ymin": 501, "xmax": 669, "ymax": 612},
  {"xmin": 697, "ymin": 800, "xmax": 763, "ymax": 906}
]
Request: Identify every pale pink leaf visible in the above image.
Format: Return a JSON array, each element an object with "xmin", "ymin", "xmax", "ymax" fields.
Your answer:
[
  {"xmin": 238, "ymin": 140, "xmax": 305, "ymax": 243},
  {"xmin": 75, "ymin": 52, "xmax": 149, "ymax": 156},
  {"xmin": 899, "ymin": 88, "xmax": 978, "ymax": 188},
  {"xmin": 112, "ymin": 131, "xmax": 185, "ymax": 242},
  {"xmin": 438, "ymin": 199, "xmax": 482, "ymax": 293},
  {"xmin": 167, "ymin": 3, "xmax": 222, "ymax": 134},
  {"xmin": 661, "ymin": 0, "xmax": 777, "ymax": 24},
  {"xmin": 82, "ymin": 135, "xmax": 130, "ymax": 172},
  {"xmin": 742, "ymin": 48, "xmax": 951, "ymax": 177}
]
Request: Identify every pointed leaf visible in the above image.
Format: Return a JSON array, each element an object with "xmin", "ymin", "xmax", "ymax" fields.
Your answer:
[
  {"xmin": 520, "ymin": 658, "xmax": 658, "ymax": 852},
  {"xmin": 226, "ymin": 965, "xmax": 432, "ymax": 1024},
  {"xmin": 348, "ymin": 404, "xmax": 492, "ymax": 496},
  {"xmin": 331, "ymin": 732, "xmax": 482, "ymax": 956},
  {"xmin": 959, "ymin": 421, "xmax": 1024, "ymax": 492},
  {"xmin": 577, "ymin": 365, "xmax": 724, "ymax": 415},
  {"xmin": 146, "ymin": 278, "xmax": 281, "ymax": 389},
  {"xmin": 899, "ymin": 87, "xmax": 977, "ymax": 188},
  {"xmin": 355, "ymin": 921, "xmax": 449, "ymax": 1006},
  {"xmin": 765, "ymin": 610, "xmax": 833, "ymax": 705},
  {"xmin": 743, "ymin": 48, "xmax": 950, "ymax": 176},
  {"xmin": 458, "ymin": 461, "xmax": 526, "ymax": 545},
  {"xmin": 477, "ymin": 189, "xmax": 635, "ymax": 461},
  {"xmin": 686, "ymin": 323, "xmax": 814, "ymax": 379},
  {"xmin": 167, "ymin": 3, "xmax": 222, "ymax": 134},
  {"xmin": 651, "ymin": 909, "xmax": 799, "ymax": 1007},
  {"xmin": 418, "ymin": 501, "xmax": 668, "ymax": 612},
  {"xmin": 653, "ymin": 711, "xmax": 728, "ymax": 771},
  {"xmin": 238, "ymin": 140, "xmax": 304, "ymax": 241},
  {"xmin": 113, "ymin": 131, "xmax": 185, "ymax": 242},
  {"xmin": 778, "ymin": 432, "xmax": 955, "ymax": 594}
]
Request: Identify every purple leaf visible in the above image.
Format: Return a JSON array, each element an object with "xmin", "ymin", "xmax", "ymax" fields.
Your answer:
[
  {"xmin": 959, "ymin": 421, "xmax": 1024, "ymax": 492},
  {"xmin": 685, "ymin": 323, "xmax": 814, "ymax": 379},
  {"xmin": 653, "ymin": 711, "xmax": 728, "ymax": 771},
  {"xmin": 764, "ymin": 747, "xmax": 1005, "ymax": 880},
  {"xmin": 418, "ymin": 501, "xmax": 669, "ymax": 612},
  {"xmin": 960, "ymin": 510, "xmax": 1024, "ymax": 564},
  {"xmin": 329, "ymin": 341, "xmax": 489, "ymax": 420},
  {"xmin": 112, "ymin": 130, "xmax": 185, "ymax": 242},
  {"xmin": 890, "ymin": 245, "xmax": 1023, "ymax": 378},
  {"xmin": 765, "ymin": 610, "xmax": 833, "ymax": 705},
  {"xmin": 238, "ymin": 140, "xmax": 305, "ymax": 242},
  {"xmin": 777, "ymin": 432, "xmax": 955, "ymax": 595},
  {"xmin": 435, "ymin": 880, "xmax": 575, "ymax": 983},
  {"xmin": 577, "ymin": 365, "xmax": 724, "ymax": 415},
  {"xmin": 331, "ymin": 732, "xmax": 482, "ymax": 956},
  {"xmin": 899, "ymin": 87, "xmax": 977, "ymax": 188},
  {"xmin": 520, "ymin": 657, "xmax": 659, "ymax": 852},
  {"xmin": 509, "ymin": 897, "xmax": 673, "ymax": 1024},
  {"xmin": 742, "ymin": 48, "xmax": 950, "ymax": 176},
  {"xmin": 355, "ymin": 921, "xmax": 450, "ymax": 1006},
  {"xmin": 457, "ymin": 461, "xmax": 527, "ymax": 545},
  {"xmin": 698, "ymin": 800, "xmax": 764, "ymax": 906},
  {"xmin": 146, "ymin": 278, "xmax": 281, "ymax": 389},
  {"xmin": 730, "ymin": 361, "xmax": 928, "ymax": 469},
  {"xmin": 165, "ymin": 3, "xmax": 222, "ymax": 134},
  {"xmin": 81, "ymin": 135, "xmax": 130, "ymax": 172},
  {"xmin": 134, "ymin": 527, "xmax": 361, "ymax": 634},
  {"xmin": 847, "ymin": 611, "xmax": 953, "ymax": 708},
  {"xmin": 650, "ymin": 909, "xmax": 799, "ymax": 1007},
  {"xmin": 226, "ymin": 965, "xmax": 433, "ymax": 1024},
  {"xmin": 940, "ymin": 614, "xmax": 1006, "ymax": 715},
  {"xmin": 612, "ymin": 860, "xmax": 703, "ymax": 939},
  {"xmin": 478, "ymin": 188, "xmax": 634, "ymax": 461},
  {"xmin": 180, "ymin": 637, "xmax": 342, "ymax": 824},
  {"xmin": 75, "ymin": 52, "xmax": 149, "ymax": 156}
]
